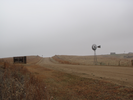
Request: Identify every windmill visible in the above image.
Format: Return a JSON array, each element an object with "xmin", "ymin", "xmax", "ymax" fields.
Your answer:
[{"xmin": 92, "ymin": 44, "xmax": 101, "ymax": 65}]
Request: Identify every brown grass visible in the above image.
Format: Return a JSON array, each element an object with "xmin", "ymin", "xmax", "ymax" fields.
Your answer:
[
  {"xmin": 27, "ymin": 65, "xmax": 133, "ymax": 100},
  {"xmin": 1, "ymin": 54, "xmax": 133, "ymax": 100},
  {"xmin": 52, "ymin": 55, "xmax": 80, "ymax": 65},
  {"xmin": 27, "ymin": 56, "xmax": 42, "ymax": 64},
  {"xmin": 0, "ymin": 62, "xmax": 49, "ymax": 100},
  {"xmin": 52, "ymin": 55, "xmax": 132, "ymax": 66}
]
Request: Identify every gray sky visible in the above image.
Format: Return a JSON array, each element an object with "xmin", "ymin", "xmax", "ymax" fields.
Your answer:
[{"xmin": 0, "ymin": 0, "xmax": 133, "ymax": 58}]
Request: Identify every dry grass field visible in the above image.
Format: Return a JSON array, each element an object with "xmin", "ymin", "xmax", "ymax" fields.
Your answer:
[
  {"xmin": 52, "ymin": 53, "xmax": 133, "ymax": 66},
  {"xmin": 0, "ymin": 54, "xmax": 133, "ymax": 100},
  {"xmin": 28, "ymin": 59, "xmax": 133, "ymax": 100},
  {"xmin": 27, "ymin": 65, "xmax": 133, "ymax": 100}
]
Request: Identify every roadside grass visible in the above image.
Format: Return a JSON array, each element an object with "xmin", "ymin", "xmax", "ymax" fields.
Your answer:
[
  {"xmin": 43, "ymin": 69, "xmax": 133, "ymax": 100},
  {"xmin": 0, "ymin": 62, "xmax": 49, "ymax": 100}
]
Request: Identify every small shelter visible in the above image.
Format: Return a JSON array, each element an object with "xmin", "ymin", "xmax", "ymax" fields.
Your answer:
[{"xmin": 13, "ymin": 56, "xmax": 26, "ymax": 64}]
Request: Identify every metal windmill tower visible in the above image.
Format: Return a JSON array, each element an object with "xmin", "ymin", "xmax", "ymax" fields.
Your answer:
[{"xmin": 92, "ymin": 44, "xmax": 101, "ymax": 65}]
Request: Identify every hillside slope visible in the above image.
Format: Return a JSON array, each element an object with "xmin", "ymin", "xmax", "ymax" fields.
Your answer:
[{"xmin": 52, "ymin": 54, "xmax": 133, "ymax": 66}]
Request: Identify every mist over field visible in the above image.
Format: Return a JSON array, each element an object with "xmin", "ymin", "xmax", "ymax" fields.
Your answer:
[{"xmin": 0, "ymin": 0, "xmax": 133, "ymax": 58}]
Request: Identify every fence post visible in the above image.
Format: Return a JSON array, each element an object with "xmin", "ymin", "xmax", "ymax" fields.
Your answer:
[
  {"xmin": 131, "ymin": 60, "xmax": 133, "ymax": 66},
  {"xmin": 118, "ymin": 60, "xmax": 121, "ymax": 66}
]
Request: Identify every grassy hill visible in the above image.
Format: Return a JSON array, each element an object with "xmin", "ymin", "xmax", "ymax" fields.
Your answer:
[{"xmin": 52, "ymin": 53, "xmax": 133, "ymax": 66}]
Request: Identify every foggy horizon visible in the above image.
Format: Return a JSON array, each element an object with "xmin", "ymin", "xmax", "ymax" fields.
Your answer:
[{"xmin": 0, "ymin": 0, "xmax": 133, "ymax": 58}]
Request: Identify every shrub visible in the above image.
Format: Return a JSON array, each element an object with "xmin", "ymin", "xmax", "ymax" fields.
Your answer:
[{"xmin": 0, "ymin": 63, "xmax": 49, "ymax": 100}]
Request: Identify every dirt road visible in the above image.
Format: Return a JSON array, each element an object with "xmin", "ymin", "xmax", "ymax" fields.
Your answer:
[{"xmin": 37, "ymin": 58, "xmax": 133, "ymax": 87}]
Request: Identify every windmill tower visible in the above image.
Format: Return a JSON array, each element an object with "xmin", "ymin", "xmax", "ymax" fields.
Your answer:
[{"xmin": 92, "ymin": 44, "xmax": 101, "ymax": 65}]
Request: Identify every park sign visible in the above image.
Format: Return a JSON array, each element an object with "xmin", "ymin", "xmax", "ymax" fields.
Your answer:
[{"xmin": 13, "ymin": 56, "xmax": 26, "ymax": 64}]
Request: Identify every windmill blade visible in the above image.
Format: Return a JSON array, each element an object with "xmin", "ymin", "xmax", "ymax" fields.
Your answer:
[{"xmin": 97, "ymin": 45, "xmax": 101, "ymax": 48}]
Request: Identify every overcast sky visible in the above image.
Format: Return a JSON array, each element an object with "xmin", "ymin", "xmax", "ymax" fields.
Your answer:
[{"xmin": 0, "ymin": 0, "xmax": 133, "ymax": 58}]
